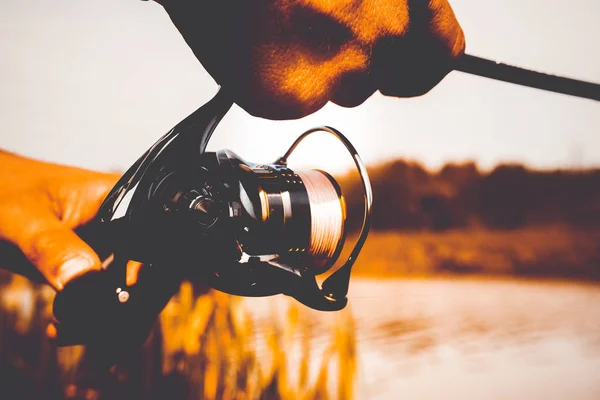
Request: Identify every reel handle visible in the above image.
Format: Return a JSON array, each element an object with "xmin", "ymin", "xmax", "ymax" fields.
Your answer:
[
  {"xmin": 0, "ymin": 223, "xmax": 180, "ymax": 354},
  {"xmin": 52, "ymin": 256, "xmax": 182, "ymax": 349}
]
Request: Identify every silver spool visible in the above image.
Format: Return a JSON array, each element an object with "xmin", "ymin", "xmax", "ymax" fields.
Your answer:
[{"xmin": 296, "ymin": 170, "xmax": 345, "ymax": 263}]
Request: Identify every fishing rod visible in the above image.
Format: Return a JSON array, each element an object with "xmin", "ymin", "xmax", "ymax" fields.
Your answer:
[{"xmin": 456, "ymin": 53, "xmax": 600, "ymax": 102}]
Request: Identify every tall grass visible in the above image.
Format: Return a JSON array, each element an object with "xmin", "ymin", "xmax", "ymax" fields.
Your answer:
[
  {"xmin": 159, "ymin": 282, "xmax": 356, "ymax": 400},
  {"xmin": 0, "ymin": 273, "xmax": 357, "ymax": 399}
]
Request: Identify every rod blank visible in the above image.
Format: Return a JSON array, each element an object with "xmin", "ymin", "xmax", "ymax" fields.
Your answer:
[{"xmin": 455, "ymin": 54, "xmax": 600, "ymax": 102}]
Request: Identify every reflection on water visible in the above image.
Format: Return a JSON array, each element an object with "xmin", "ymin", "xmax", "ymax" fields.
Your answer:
[{"xmin": 243, "ymin": 278, "xmax": 600, "ymax": 399}]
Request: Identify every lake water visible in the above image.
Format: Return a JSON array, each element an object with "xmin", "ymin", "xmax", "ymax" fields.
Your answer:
[{"xmin": 242, "ymin": 278, "xmax": 600, "ymax": 399}]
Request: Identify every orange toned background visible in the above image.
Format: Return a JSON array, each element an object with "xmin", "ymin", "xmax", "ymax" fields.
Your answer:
[{"xmin": 1, "ymin": 0, "xmax": 599, "ymax": 399}]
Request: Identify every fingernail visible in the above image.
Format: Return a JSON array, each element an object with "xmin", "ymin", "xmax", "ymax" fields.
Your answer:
[
  {"xmin": 56, "ymin": 257, "xmax": 94, "ymax": 290},
  {"xmin": 46, "ymin": 322, "xmax": 57, "ymax": 339}
]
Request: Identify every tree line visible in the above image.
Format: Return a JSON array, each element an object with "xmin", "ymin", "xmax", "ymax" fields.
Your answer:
[{"xmin": 338, "ymin": 160, "xmax": 600, "ymax": 231}]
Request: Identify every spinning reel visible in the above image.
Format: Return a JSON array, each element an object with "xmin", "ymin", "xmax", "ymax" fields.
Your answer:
[{"xmin": 50, "ymin": 88, "xmax": 372, "ymax": 353}]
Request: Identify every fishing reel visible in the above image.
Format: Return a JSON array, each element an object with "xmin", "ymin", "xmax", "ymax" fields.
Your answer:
[{"xmin": 51, "ymin": 88, "xmax": 372, "ymax": 353}]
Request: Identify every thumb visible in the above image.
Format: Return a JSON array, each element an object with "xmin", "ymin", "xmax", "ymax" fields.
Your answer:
[{"xmin": 18, "ymin": 220, "xmax": 102, "ymax": 291}]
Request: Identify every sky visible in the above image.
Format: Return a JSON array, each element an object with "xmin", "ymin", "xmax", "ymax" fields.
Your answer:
[{"xmin": 0, "ymin": 0, "xmax": 599, "ymax": 175}]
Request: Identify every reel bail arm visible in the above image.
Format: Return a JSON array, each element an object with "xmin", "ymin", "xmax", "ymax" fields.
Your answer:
[{"xmin": 275, "ymin": 127, "xmax": 373, "ymax": 310}]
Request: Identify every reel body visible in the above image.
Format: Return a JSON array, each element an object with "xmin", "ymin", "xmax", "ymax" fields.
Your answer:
[{"xmin": 52, "ymin": 88, "xmax": 372, "ymax": 359}]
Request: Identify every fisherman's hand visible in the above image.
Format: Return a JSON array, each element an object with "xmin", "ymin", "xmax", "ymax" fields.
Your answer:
[
  {"xmin": 0, "ymin": 151, "xmax": 119, "ymax": 291},
  {"xmin": 157, "ymin": 0, "xmax": 465, "ymax": 119}
]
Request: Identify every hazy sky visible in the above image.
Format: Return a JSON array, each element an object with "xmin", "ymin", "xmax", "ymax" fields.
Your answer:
[{"xmin": 1, "ymin": 0, "xmax": 599, "ymax": 174}]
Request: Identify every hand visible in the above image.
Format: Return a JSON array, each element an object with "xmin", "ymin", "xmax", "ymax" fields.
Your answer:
[
  {"xmin": 157, "ymin": 0, "xmax": 465, "ymax": 119},
  {"xmin": 0, "ymin": 151, "xmax": 119, "ymax": 291}
]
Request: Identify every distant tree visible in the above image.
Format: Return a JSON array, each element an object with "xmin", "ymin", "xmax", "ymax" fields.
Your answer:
[{"xmin": 339, "ymin": 159, "xmax": 600, "ymax": 232}]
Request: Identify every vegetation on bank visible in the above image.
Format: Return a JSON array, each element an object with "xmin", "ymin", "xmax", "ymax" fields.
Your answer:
[
  {"xmin": 339, "ymin": 160, "xmax": 600, "ymax": 232},
  {"xmin": 350, "ymin": 227, "xmax": 600, "ymax": 280},
  {"xmin": 0, "ymin": 275, "xmax": 356, "ymax": 400}
]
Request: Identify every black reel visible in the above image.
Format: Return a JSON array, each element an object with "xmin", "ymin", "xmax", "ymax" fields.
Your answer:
[{"xmin": 51, "ymin": 88, "xmax": 372, "ymax": 363}]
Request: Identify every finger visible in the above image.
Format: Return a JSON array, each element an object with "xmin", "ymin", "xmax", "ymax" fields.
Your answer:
[
  {"xmin": 46, "ymin": 321, "xmax": 57, "ymax": 340},
  {"xmin": 52, "ymin": 171, "xmax": 121, "ymax": 229},
  {"xmin": 126, "ymin": 260, "xmax": 144, "ymax": 287},
  {"xmin": 426, "ymin": 0, "xmax": 466, "ymax": 57},
  {"xmin": 330, "ymin": 70, "xmax": 377, "ymax": 108},
  {"xmin": 372, "ymin": 0, "xmax": 465, "ymax": 98},
  {"xmin": 17, "ymin": 218, "xmax": 102, "ymax": 291}
]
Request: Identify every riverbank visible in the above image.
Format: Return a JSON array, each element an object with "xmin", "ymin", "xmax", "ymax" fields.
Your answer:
[{"xmin": 350, "ymin": 227, "xmax": 600, "ymax": 281}]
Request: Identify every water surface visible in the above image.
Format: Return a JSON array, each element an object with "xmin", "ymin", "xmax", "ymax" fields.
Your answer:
[{"xmin": 243, "ymin": 278, "xmax": 600, "ymax": 399}]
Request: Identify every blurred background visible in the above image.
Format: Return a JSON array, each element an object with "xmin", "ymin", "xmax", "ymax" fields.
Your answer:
[{"xmin": 1, "ymin": 0, "xmax": 599, "ymax": 399}]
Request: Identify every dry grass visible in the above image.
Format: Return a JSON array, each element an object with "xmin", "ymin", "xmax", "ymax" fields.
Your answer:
[
  {"xmin": 159, "ymin": 282, "xmax": 357, "ymax": 400},
  {"xmin": 0, "ymin": 274, "xmax": 357, "ymax": 399},
  {"xmin": 352, "ymin": 227, "xmax": 600, "ymax": 280}
]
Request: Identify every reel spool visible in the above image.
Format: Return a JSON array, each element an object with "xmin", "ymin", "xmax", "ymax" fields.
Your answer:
[{"xmin": 220, "ymin": 150, "xmax": 348, "ymax": 275}]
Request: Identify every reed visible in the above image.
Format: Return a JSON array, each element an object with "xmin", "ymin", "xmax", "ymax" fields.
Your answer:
[
  {"xmin": 159, "ymin": 283, "xmax": 357, "ymax": 399},
  {"xmin": 0, "ymin": 273, "xmax": 357, "ymax": 399}
]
